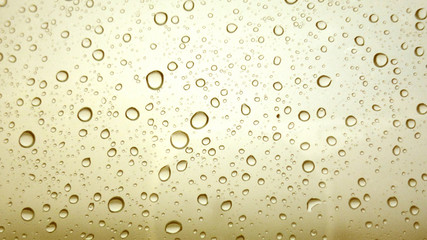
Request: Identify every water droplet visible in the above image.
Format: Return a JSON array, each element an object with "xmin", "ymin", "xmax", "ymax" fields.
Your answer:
[
  {"xmin": 92, "ymin": 49, "xmax": 104, "ymax": 61},
  {"xmin": 46, "ymin": 222, "xmax": 57, "ymax": 233},
  {"xmin": 221, "ymin": 200, "xmax": 232, "ymax": 211},
  {"xmin": 21, "ymin": 207, "xmax": 35, "ymax": 221},
  {"xmin": 354, "ymin": 36, "xmax": 365, "ymax": 46},
  {"xmin": 358, "ymin": 178, "xmax": 366, "ymax": 187},
  {"xmin": 165, "ymin": 221, "xmax": 182, "ymax": 234},
  {"xmin": 176, "ymin": 160, "xmax": 188, "ymax": 172},
  {"xmin": 108, "ymin": 196, "xmax": 124, "ymax": 213},
  {"xmin": 315, "ymin": 21, "xmax": 327, "ymax": 30},
  {"xmin": 416, "ymin": 103, "xmax": 427, "ymax": 115},
  {"xmin": 146, "ymin": 70, "xmax": 164, "ymax": 90},
  {"xmin": 158, "ymin": 165, "xmax": 171, "ymax": 182},
  {"xmin": 392, "ymin": 145, "xmax": 401, "ymax": 156},
  {"xmin": 56, "ymin": 70, "xmax": 69, "ymax": 82},
  {"xmin": 154, "ymin": 12, "xmax": 168, "ymax": 25},
  {"xmin": 302, "ymin": 160, "xmax": 315, "ymax": 173},
  {"xmin": 100, "ymin": 129, "xmax": 110, "ymax": 139},
  {"xmin": 183, "ymin": 0, "xmax": 194, "ymax": 11},
  {"xmin": 226, "ymin": 23, "xmax": 238, "ymax": 33},
  {"xmin": 345, "ymin": 115, "xmax": 357, "ymax": 127},
  {"xmin": 307, "ymin": 198, "xmax": 321, "ymax": 212},
  {"xmin": 387, "ymin": 197, "xmax": 398, "ymax": 208},
  {"xmin": 77, "ymin": 107, "xmax": 93, "ymax": 122},
  {"xmin": 373, "ymin": 53, "xmax": 388, "ymax": 68},
  {"xmin": 125, "ymin": 107, "xmax": 139, "ymax": 121},
  {"xmin": 190, "ymin": 111, "xmax": 209, "ymax": 129},
  {"xmin": 410, "ymin": 205, "xmax": 419, "ymax": 215},
  {"xmin": 246, "ymin": 155, "xmax": 257, "ymax": 166},
  {"xmin": 273, "ymin": 25, "xmax": 284, "ymax": 36},
  {"xmin": 81, "ymin": 157, "xmax": 91, "ymax": 167},
  {"xmin": 170, "ymin": 131, "xmax": 189, "ymax": 149},
  {"xmin": 284, "ymin": 0, "xmax": 298, "ymax": 4},
  {"xmin": 326, "ymin": 136, "xmax": 337, "ymax": 146},
  {"xmin": 317, "ymin": 75, "xmax": 331, "ymax": 88},
  {"xmin": 19, "ymin": 131, "xmax": 35, "ymax": 148},
  {"xmin": 298, "ymin": 111, "xmax": 310, "ymax": 121},
  {"xmin": 197, "ymin": 194, "xmax": 208, "ymax": 206},
  {"xmin": 349, "ymin": 197, "xmax": 361, "ymax": 209},
  {"xmin": 241, "ymin": 104, "xmax": 251, "ymax": 115}
]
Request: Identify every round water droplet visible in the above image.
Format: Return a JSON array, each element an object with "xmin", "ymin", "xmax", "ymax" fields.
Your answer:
[
  {"xmin": 146, "ymin": 70, "xmax": 164, "ymax": 90},
  {"xmin": 19, "ymin": 130, "xmax": 35, "ymax": 148},
  {"xmin": 108, "ymin": 196, "xmax": 124, "ymax": 213},
  {"xmin": 246, "ymin": 155, "xmax": 257, "ymax": 166},
  {"xmin": 326, "ymin": 136, "xmax": 337, "ymax": 146},
  {"xmin": 190, "ymin": 111, "xmax": 209, "ymax": 129},
  {"xmin": 81, "ymin": 157, "xmax": 91, "ymax": 167},
  {"xmin": 315, "ymin": 21, "xmax": 327, "ymax": 30},
  {"xmin": 170, "ymin": 131, "xmax": 189, "ymax": 149},
  {"xmin": 273, "ymin": 25, "xmax": 284, "ymax": 36},
  {"xmin": 125, "ymin": 107, "xmax": 139, "ymax": 121},
  {"xmin": 77, "ymin": 107, "xmax": 93, "ymax": 122},
  {"xmin": 197, "ymin": 194, "xmax": 208, "ymax": 206},
  {"xmin": 21, "ymin": 207, "xmax": 35, "ymax": 221},
  {"xmin": 221, "ymin": 200, "xmax": 232, "ymax": 211},
  {"xmin": 358, "ymin": 178, "xmax": 366, "ymax": 187},
  {"xmin": 226, "ymin": 23, "xmax": 238, "ymax": 33},
  {"xmin": 158, "ymin": 165, "xmax": 171, "ymax": 182},
  {"xmin": 176, "ymin": 160, "xmax": 188, "ymax": 172},
  {"xmin": 56, "ymin": 70, "xmax": 69, "ymax": 82},
  {"xmin": 416, "ymin": 103, "xmax": 427, "ymax": 115},
  {"xmin": 354, "ymin": 36, "xmax": 365, "ymax": 46},
  {"xmin": 317, "ymin": 75, "xmax": 331, "ymax": 88},
  {"xmin": 298, "ymin": 111, "xmax": 310, "ymax": 122},
  {"xmin": 92, "ymin": 49, "xmax": 104, "ymax": 61},
  {"xmin": 241, "ymin": 104, "xmax": 251, "ymax": 115},
  {"xmin": 349, "ymin": 197, "xmax": 361, "ymax": 209},
  {"xmin": 46, "ymin": 222, "xmax": 57, "ymax": 233},
  {"xmin": 373, "ymin": 53, "xmax": 388, "ymax": 68},
  {"xmin": 410, "ymin": 205, "xmax": 419, "ymax": 215},
  {"xmin": 165, "ymin": 221, "xmax": 182, "ymax": 234},
  {"xmin": 154, "ymin": 12, "xmax": 168, "ymax": 25},
  {"xmin": 302, "ymin": 160, "xmax": 315, "ymax": 173},
  {"xmin": 392, "ymin": 145, "xmax": 401, "ymax": 156},
  {"xmin": 284, "ymin": 0, "xmax": 298, "ymax": 4},
  {"xmin": 307, "ymin": 198, "xmax": 321, "ymax": 212},
  {"xmin": 387, "ymin": 197, "xmax": 398, "ymax": 208},
  {"xmin": 345, "ymin": 115, "xmax": 357, "ymax": 127},
  {"xmin": 183, "ymin": 0, "xmax": 194, "ymax": 11}
]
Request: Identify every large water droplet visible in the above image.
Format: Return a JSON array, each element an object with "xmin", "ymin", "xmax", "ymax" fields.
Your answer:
[
  {"xmin": 349, "ymin": 197, "xmax": 361, "ymax": 209},
  {"xmin": 298, "ymin": 111, "xmax": 310, "ymax": 121},
  {"xmin": 146, "ymin": 70, "xmax": 164, "ymax": 90},
  {"xmin": 176, "ymin": 160, "xmax": 188, "ymax": 172},
  {"xmin": 170, "ymin": 131, "xmax": 189, "ymax": 149},
  {"xmin": 158, "ymin": 165, "xmax": 171, "ymax": 182},
  {"xmin": 108, "ymin": 196, "xmax": 124, "ymax": 213},
  {"xmin": 307, "ymin": 198, "xmax": 321, "ymax": 212},
  {"xmin": 302, "ymin": 160, "xmax": 315, "ymax": 173},
  {"xmin": 221, "ymin": 200, "xmax": 232, "ymax": 211},
  {"xmin": 21, "ymin": 207, "xmax": 35, "ymax": 221},
  {"xmin": 246, "ymin": 155, "xmax": 257, "ymax": 166},
  {"xmin": 46, "ymin": 222, "xmax": 57, "ymax": 233},
  {"xmin": 154, "ymin": 12, "xmax": 168, "ymax": 25},
  {"xmin": 387, "ymin": 197, "xmax": 398, "ymax": 208},
  {"xmin": 317, "ymin": 75, "xmax": 331, "ymax": 88},
  {"xmin": 125, "ymin": 107, "xmax": 140, "ymax": 121},
  {"xmin": 19, "ymin": 131, "xmax": 35, "ymax": 148},
  {"xmin": 241, "ymin": 104, "xmax": 251, "ymax": 115},
  {"xmin": 77, "ymin": 107, "xmax": 93, "ymax": 122},
  {"xmin": 165, "ymin": 221, "xmax": 182, "ymax": 234},
  {"xmin": 345, "ymin": 115, "xmax": 357, "ymax": 127},
  {"xmin": 373, "ymin": 53, "xmax": 388, "ymax": 68},
  {"xmin": 56, "ymin": 70, "xmax": 69, "ymax": 82},
  {"xmin": 190, "ymin": 111, "xmax": 209, "ymax": 129},
  {"xmin": 197, "ymin": 194, "xmax": 208, "ymax": 206}
]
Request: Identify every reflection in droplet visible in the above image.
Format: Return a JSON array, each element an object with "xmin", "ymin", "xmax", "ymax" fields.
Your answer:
[
  {"xmin": 146, "ymin": 70, "xmax": 164, "ymax": 90},
  {"xmin": 165, "ymin": 221, "xmax": 182, "ymax": 234},
  {"xmin": 190, "ymin": 111, "xmax": 209, "ymax": 129},
  {"xmin": 170, "ymin": 131, "xmax": 189, "ymax": 149},
  {"xmin": 19, "ymin": 131, "xmax": 35, "ymax": 148},
  {"xmin": 21, "ymin": 207, "xmax": 35, "ymax": 221},
  {"xmin": 158, "ymin": 165, "xmax": 171, "ymax": 182},
  {"xmin": 77, "ymin": 107, "xmax": 93, "ymax": 122},
  {"xmin": 108, "ymin": 196, "xmax": 124, "ymax": 213}
]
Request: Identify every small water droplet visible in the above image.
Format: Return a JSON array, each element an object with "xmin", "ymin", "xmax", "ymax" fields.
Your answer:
[
  {"xmin": 317, "ymin": 75, "xmax": 331, "ymax": 88},
  {"xmin": 158, "ymin": 165, "xmax": 171, "ymax": 182},
  {"xmin": 165, "ymin": 221, "xmax": 182, "ymax": 234}
]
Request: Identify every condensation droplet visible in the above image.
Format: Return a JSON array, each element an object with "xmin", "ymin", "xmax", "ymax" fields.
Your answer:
[
  {"xmin": 146, "ymin": 70, "xmax": 164, "ymax": 90},
  {"xmin": 108, "ymin": 196, "xmax": 124, "ymax": 213},
  {"xmin": 21, "ymin": 207, "xmax": 35, "ymax": 221},
  {"xmin": 176, "ymin": 160, "xmax": 188, "ymax": 172},
  {"xmin": 197, "ymin": 194, "xmax": 208, "ymax": 206},
  {"xmin": 273, "ymin": 25, "xmax": 284, "ymax": 36},
  {"xmin": 349, "ymin": 197, "xmax": 361, "ymax": 209},
  {"xmin": 92, "ymin": 49, "xmax": 105, "ymax": 61},
  {"xmin": 221, "ymin": 200, "xmax": 232, "ymax": 211},
  {"xmin": 246, "ymin": 155, "xmax": 257, "ymax": 166},
  {"xmin": 77, "ymin": 107, "xmax": 93, "ymax": 122},
  {"xmin": 165, "ymin": 221, "xmax": 182, "ymax": 234},
  {"xmin": 19, "ymin": 131, "xmax": 35, "ymax": 148},
  {"xmin": 46, "ymin": 222, "xmax": 57, "ymax": 233},
  {"xmin": 307, "ymin": 198, "xmax": 321, "ymax": 212},
  {"xmin": 298, "ymin": 111, "xmax": 310, "ymax": 121},
  {"xmin": 154, "ymin": 12, "xmax": 168, "ymax": 25},
  {"xmin": 317, "ymin": 75, "xmax": 332, "ymax": 88},
  {"xmin": 241, "ymin": 104, "xmax": 251, "ymax": 115},
  {"xmin": 302, "ymin": 160, "xmax": 315, "ymax": 173},
  {"xmin": 373, "ymin": 53, "xmax": 388, "ymax": 68},
  {"xmin": 56, "ymin": 70, "xmax": 69, "ymax": 82},
  {"xmin": 170, "ymin": 131, "xmax": 189, "ymax": 149},
  {"xmin": 158, "ymin": 165, "xmax": 171, "ymax": 182},
  {"xmin": 387, "ymin": 197, "xmax": 398, "ymax": 208},
  {"xmin": 125, "ymin": 107, "xmax": 140, "ymax": 121},
  {"xmin": 345, "ymin": 115, "xmax": 357, "ymax": 127},
  {"xmin": 190, "ymin": 111, "xmax": 209, "ymax": 129},
  {"xmin": 226, "ymin": 23, "xmax": 238, "ymax": 33}
]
